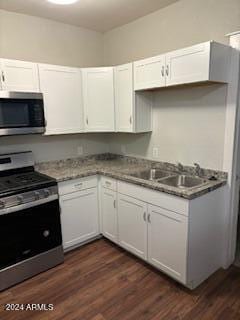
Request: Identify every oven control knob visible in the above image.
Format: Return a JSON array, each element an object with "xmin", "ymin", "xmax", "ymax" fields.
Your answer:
[
  {"xmin": 34, "ymin": 191, "xmax": 40, "ymax": 200},
  {"xmin": 17, "ymin": 195, "xmax": 24, "ymax": 204},
  {"xmin": 43, "ymin": 230, "xmax": 50, "ymax": 238},
  {"xmin": 0, "ymin": 200, "xmax": 5, "ymax": 209},
  {"xmin": 43, "ymin": 189, "xmax": 50, "ymax": 198}
]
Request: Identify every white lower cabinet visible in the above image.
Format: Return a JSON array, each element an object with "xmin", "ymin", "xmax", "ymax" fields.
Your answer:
[
  {"xmin": 59, "ymin": 178, "xmax": 99, "ymax": 250},
  {"xmin": 58, "ymin": 175, "xmax": 225, "ymax": 289},
  {"xmin": 118, "ymin": 194, "xmax": 147, "ymax": 260},
  {"xmin": 101, "ymin": 187, "xmax": 118, "ymax": 244},
  {"xmin": 147, "ymin": 205, "xmax": 188, "ymax": 283}
]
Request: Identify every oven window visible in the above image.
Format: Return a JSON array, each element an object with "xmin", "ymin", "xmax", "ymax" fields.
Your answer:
[{"xmin": 0, "ymin": 101, "xmax": 30, "ymax": 128}]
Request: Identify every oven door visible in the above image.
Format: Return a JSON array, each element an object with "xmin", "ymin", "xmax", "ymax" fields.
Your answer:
[
  {"xmin": 0, "ymin": 92, "xmax": 45, "ymax": 136},
  {"xmin": 0, "ymin": 199, "xmax": 62, "ymax": 270}
]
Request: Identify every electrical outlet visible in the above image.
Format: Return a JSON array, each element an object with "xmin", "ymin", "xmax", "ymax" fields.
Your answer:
[
  {"xmin": 77, "ymin": 146, "xmax": 83, "ymax": 156},
  {"xmin": 121, "ymin": 145, "xmax": 126, "ymax": 154},
  {"xmin": 153, "ymin": 147, "xmax": 159, "ymax": 158}
]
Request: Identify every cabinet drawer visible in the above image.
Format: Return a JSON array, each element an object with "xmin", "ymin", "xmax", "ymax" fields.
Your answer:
[
  {"xmin": 118, "ymin": 181, "xmax": 189, "ymax": 216},
  {"xmin": 101, "ymin": 176, "xmax": 117, "ymax": 191},
  {"xmin": 58, "ymin": 176, "xmax": 98, "ymax": 195}
]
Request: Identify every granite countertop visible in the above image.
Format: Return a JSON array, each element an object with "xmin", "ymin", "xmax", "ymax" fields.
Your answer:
[{"xmin": 36, "ymin": 154, "xmax": 227, "ymax": 200}]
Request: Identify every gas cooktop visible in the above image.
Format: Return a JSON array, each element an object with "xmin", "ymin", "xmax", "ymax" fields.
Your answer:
[
  {"xmin": 0, "ymin": 152, "xmax": 56, "ymax": 198},
  {"xmin": 0, "ymin": 171, "xmax": 56, "ymax": 197}
]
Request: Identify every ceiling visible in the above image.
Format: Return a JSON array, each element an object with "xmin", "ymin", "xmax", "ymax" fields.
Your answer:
[{"xmin": 0, "ymin": 0, "xmax": 179, "ymax": 32}]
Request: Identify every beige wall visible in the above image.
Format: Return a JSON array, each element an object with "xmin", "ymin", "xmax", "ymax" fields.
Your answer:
[
  {"xmin": 0, "ymin": 134, "xmax": 110, "ymax": 163},
  {"xmin": 109, "ymin": 84, "xmax": 227, "ymax": 170},
  {"xmin": 0, "ymin": 1, "xmax": 239, "ymax": 168},
  {"xmin": 103, "ymin": 0, "xmax": 240, "ymax": 65},
  {"xmin": 0, "ymin": 9, "xmax": 104, "ymax": 67},
  {"xmin": 103, "ymin": 0, "xmax": 240, "ymax": 170},
  {"xmin": 0, "ymin": 9, "xmax": 107, "ymax": 163}
]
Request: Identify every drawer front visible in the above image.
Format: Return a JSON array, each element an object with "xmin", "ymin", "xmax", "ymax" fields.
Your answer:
[
  {"xmin": 101, "ymin": 176, "xmax": 117, "ymax": 191},
  {"xmin": 118, "ymin": 181, "xmax": 189, "ymax": 216},
  {"xmin": 58, "ymin": 176, "xmax": 98, "ymax": 195}
]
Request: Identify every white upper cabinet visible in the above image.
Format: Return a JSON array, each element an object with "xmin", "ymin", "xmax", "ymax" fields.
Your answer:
[
  {"xmin": 115, "ymin": 63, "xmax": 152, "ymax": 133},
  {"xmin": 134, "ymin": 55, "xmax": 166, "ymax": 91},
  {"xmin": 82, "ymin": 67, "xmax": 115, "ymax": 132},
  {"xmin": 165, "ymin": 42, "xmax": 230, "ymax": 86},
  {"xmin": 133, "ymin": 41, "xmax": 231, "ymax": 91},
  {"xmin": 0, "ymin": 59, "xmax": 40, "ymax": 92},
  {"xmin": 115, "ymin": 63, "xmax": 134, "ymax": 132},
  {"xmin": 38, "ymin": 64, "xmax": 84, "ymax": 135}
]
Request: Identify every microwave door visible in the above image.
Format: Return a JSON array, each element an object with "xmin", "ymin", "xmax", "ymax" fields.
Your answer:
[{"xmin": 0, "ymin": 92, "xmax": 45, "ymax": 136}]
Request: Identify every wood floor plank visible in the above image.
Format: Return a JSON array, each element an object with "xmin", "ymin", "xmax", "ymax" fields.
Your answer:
[{"xmin": 0, "ymin": 239, "xmax": 240, "ymax": 320}]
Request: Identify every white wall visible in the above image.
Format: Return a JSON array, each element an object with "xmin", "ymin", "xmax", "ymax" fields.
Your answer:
[
  {"xmin": 103, "ymin": 0, "xmax": 240, "ymax": 65},
  {"xmin": 0, "ymin": 10, "xmax": 108, "ymax": 163}
]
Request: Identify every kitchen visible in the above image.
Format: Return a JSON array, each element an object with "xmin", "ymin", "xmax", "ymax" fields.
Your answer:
[{"xmin": 0, "ymin": 0, "xmax": 240, "ymax": 319}]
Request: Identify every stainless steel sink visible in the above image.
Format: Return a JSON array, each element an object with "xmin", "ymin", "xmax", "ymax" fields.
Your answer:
[
  {"xmin": 130, "ymin": 169, "xmax": 172, "ymax": 181},
  {"xmin": 158, "ymin": 175, "xmax": 208, "ymax": 189}
]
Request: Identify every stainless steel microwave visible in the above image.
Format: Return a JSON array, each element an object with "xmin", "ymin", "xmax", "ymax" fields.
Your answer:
[{"xmin": 0, "ymin": 91, "xmax": 45, "ymax": 136}]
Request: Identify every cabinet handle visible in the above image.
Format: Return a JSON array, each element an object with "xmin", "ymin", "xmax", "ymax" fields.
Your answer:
[
  {"xmin": 143, "ymin": 212, "xmax": 146, "ymax": 221},
  {"xmin": 86, "ymin": 117, "xmax": 88, "ymax": 125},
  {"xmin": 147, "ymin": 214, "xmax": 151, "ymax": 223},
  {"xmin": 166, "ymin": 65, "xmax": 169, "ymax": 77},
  {"xmin": 1, "ymin": 71, "xmax": 5, "ymax": 82},
  {"xmin": 129, "ymin": 116, "xmax": 132, "ymax": 124},
  {"xmin": 113, "ymin": 199, "xmax": 116, "ymax": 208},
  {"xmin": 75, "ymin": 183, "xmax": 83, "ymax": 188},
  {"xmin": 161, "ymin": 66, "xmax": 164, "ymax": 77}
]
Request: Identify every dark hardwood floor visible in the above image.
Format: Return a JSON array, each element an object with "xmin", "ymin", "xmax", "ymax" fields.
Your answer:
[{"xmin": 1, "ymin": 239, "xmax": 240, "ymax": 320}]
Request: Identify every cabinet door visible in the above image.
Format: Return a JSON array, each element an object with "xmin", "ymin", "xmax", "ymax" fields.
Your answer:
[
  {"xmin": 0, "ymin": 59, "xmax": 39, "ymax": 92},
  {"xmin": 165, "ymin": 42, "xmax": 210, "ymax": 86},
  {"xmin": 82, "ymin": 68, "xmax": 115, "ymax": 132},
  {"xmin": 118, "ymin": 194, "xmax": 147, "ymax": 260},
  {"xmin": 60, "ymin": 188, "xmax": 99, "ymax": 250},
  {"xmin": 38, "ymin": 64, "xmax": 84, "ymax": 135},
  {"xmin": 147, "ymin": 204, "xmax": 188, "ymax": 283},
  {"xmin": 101, "ymin": 188, "xmax": 118, "ymax": 243},
  {"xmin": 115, "ymin": 63, "xmax": 134, "ymax": 132},
  {"xmin": 134, "ymin": 55, "xmax": 166, "ymax": 90}
]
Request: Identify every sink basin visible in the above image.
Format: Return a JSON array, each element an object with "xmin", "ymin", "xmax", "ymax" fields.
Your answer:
[
  {"xmin": 130, "ymin": 169, "xmax": 172, "ymax": 181},
  {"xmin": 159, "ymin": 175, "xmax": 208, "ymax": 189}
]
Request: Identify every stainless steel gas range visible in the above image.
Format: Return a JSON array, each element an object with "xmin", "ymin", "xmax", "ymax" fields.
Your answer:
[{"xmin": 0, "ymin": 151, "xmax": 64, "ymax": 291}]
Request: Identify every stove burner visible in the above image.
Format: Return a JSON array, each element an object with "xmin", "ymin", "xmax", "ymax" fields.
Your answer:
[{"xmin": 0, "ymin": 172, "xmax": 56, "ymax": 197}]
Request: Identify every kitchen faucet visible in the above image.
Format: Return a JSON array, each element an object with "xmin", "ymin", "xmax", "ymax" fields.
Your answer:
[
  {"xmin": 177, "ymin": 162, "xmax": 184, "ymax": 172},
  {"xmin": 194, "ymin": 163, "xmax": 202, "ymax": 177}
]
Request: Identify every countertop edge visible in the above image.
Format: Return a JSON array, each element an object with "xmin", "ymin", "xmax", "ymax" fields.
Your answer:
[{"xmin": 43, "ymin": 169, "xmax": 227, "ymax": 200}]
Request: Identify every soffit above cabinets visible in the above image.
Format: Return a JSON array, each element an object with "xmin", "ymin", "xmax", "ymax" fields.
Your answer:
[{"xmin": 0, "ymin": 0, "xmax": 179, "ymax": 32}]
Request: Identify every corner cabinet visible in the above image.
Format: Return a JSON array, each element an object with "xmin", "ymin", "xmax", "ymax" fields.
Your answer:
[
  {"xmin": 82, "ymin": 67, "xmax": 115, "ymax": 132},
  {"xmin": 134, "ymin": 41, "xmax": 231, "ymax": 90},
  {"xmin": 101, "ymin": 177, "xmax": 118, "ymax": 244},
  {"xmin": 115, "ymin": 63, "xmax": 152, "ymax": 133},
  {"xmin": 38, "ymin": 64, "xmax": 84, "ymax": 135},
  {"xmin": 0, "ymin": 59, "xmax": 40, "ymax": 92}
]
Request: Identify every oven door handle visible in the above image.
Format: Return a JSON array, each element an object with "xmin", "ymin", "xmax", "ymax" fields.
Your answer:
[{"xmin": 0, "ymin": 195, "xmax": 58, "ymax": 216}]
